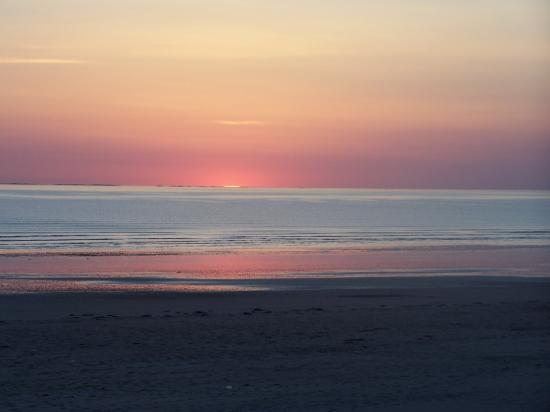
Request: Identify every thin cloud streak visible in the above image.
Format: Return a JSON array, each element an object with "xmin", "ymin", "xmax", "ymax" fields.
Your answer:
[
  {"xmin": 214, "ymin": 120, "xmax": 267, "ymax": 126},
  {"xmin": 0, "ymin": 58, "xmax": 87, "ymax": 65}
]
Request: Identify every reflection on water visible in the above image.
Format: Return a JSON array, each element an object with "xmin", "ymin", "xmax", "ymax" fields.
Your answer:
[
  {"xmin": 1, "ymin": 247, "xmax": 549, "ymax": 293},
  {"xmin": 0, "ymin": 276, "xmax": 265, "ymax": 294}
]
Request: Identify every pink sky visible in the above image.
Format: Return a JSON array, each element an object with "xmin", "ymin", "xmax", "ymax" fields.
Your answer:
[{"xmin": 1, "ymin": 1, "xmax": 549, "ymax": 188}]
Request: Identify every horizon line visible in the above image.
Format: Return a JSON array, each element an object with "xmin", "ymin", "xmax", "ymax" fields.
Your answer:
[{"xmin": 1, "ymin": 182, "xmax": 549, "ymax": 192}]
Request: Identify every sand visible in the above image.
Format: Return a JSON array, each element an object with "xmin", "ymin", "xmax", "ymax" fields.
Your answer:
[{"xmin": 1, "ymin": 276, "xmax": 549, "ymax": 411}]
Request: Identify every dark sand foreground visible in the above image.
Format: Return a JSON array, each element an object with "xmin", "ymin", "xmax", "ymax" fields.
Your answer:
[{"xmin": 1, "ymin": 276, "xmax": 550, "ymax": 411}]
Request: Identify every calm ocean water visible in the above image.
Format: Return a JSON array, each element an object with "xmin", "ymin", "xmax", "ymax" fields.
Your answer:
[{"xmin": 1, "ymin": 185, "xmax": 549, "ymax": 256}]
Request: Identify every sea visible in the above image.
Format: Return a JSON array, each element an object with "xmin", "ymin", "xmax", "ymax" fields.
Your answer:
[{"xmin": 1, "ymin": 185, "xmax": 549, "ymax": 292}]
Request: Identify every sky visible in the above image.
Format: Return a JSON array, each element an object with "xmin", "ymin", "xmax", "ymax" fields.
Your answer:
[{"xmin": 0, "ymin": 0, "xmax": 549, "ymax": 188}]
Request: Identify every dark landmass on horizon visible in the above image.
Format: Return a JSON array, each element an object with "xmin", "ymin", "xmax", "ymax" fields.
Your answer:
[{"xmin": 2, "ymin": 182, "xmax": 550, "ymax": 191}]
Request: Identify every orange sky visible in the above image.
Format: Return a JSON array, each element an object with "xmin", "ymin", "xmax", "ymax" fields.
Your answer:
[{"xmin": 1, "ymin": 1, "xmax": 549, "ymax": 188}]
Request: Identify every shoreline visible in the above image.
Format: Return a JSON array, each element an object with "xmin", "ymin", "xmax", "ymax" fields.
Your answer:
[
  {"xmin": 2, "ymin": 275, "xmax": 549, "ymax": 320},
  {"xmin": 1, "ymin": 274, "xmax": 550, "ymax": 298},
  {"xmin": 2, "ymin": 246, "xmax": 550, "ymax": 295},
  {"xmin": 2, "ymin": 245, "xmax": 549, "ymax": 275}
]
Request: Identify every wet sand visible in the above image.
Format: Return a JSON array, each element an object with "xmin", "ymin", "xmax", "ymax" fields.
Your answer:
[{"xmin": 1, "ymin": 276, "xmax": 550, "ymax": 411}]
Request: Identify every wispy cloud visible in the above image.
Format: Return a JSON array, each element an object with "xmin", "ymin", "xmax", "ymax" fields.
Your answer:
[
  {"xmin": 0, "ymin": 58, "xmax": 87, "ymax": 65},
  {"xmin": 214, "ymin": 120, "xmax": 267, "ymax": 126}
]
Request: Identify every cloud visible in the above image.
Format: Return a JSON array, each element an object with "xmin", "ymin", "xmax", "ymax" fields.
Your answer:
[
  {"xmin": 0, "ymin": 58, "xmax": 87, "ymax": 65},
  {"xmin": 214, "ymin": 120, "xmax": 267, "ymax": 126}
]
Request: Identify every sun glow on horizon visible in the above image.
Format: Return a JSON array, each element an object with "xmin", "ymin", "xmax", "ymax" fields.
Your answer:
[{"xmin": 223, "ymin": 185, "xmax": 241, "ymax": 188}]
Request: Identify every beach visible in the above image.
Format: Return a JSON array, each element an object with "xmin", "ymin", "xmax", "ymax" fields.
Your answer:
[
  {"xmin": 1, "ymin": 186, "xmax": 550, "ymax": 410},
  {"xmin": 2, "ymin": 276, "xmax": 549, "ymax": 411}
]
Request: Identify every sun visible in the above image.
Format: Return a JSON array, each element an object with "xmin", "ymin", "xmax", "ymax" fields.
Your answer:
[{"xmin": 223, "ymin": 185, "xmax": 241, "ymax": 188}]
